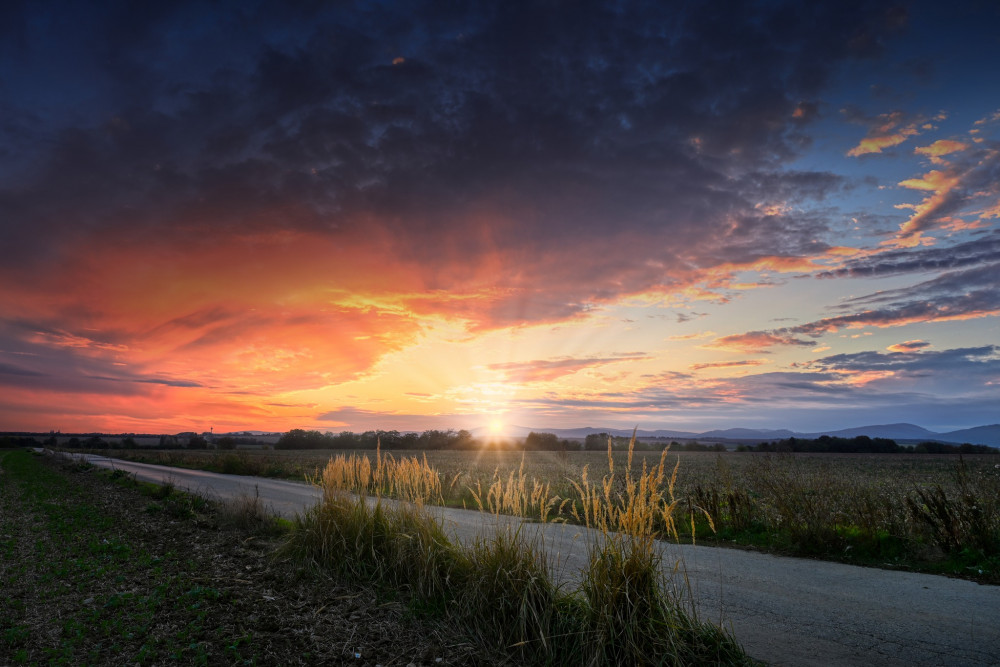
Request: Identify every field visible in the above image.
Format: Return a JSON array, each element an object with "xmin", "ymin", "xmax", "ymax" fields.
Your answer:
[{"xmin": 90, "ymin": 446, "xmax": 1000, "ymax": 581}]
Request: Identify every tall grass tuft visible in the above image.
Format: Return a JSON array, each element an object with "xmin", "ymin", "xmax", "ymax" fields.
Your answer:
[
  {"xmin": 457, "ymin": 524, "xmax": 574, "ymax": 661},
  {"xmin": 571, "ymin": 431, "xmax": 737, "ymax": 664},
  {"xmin": 284, "ymin": 431, "xmax": 751, "ymax": 665},
  {"xmin": 315, "ymin": 442, "xmax": 443, "ymax": 505},
  {"xmin": 569, "ymin": 432, "xmax": 687, "ymax": 539},
  {"xmin": 282, "ymin": 490, "xmax": 461, "ymax": 604},
  {"xmin": 469, "ymin": 453, "xmax": 567, "ymax": 522}
]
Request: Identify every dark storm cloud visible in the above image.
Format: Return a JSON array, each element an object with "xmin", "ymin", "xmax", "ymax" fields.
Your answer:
[{"xmin": 0, "ymin": 0, "xmax": 901, "ymax": 310}]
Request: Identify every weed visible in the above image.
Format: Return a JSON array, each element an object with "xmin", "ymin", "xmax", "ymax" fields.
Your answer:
[{"xmin": 906, "ymin": 458, "xmax": 1000, "ymax": 557}]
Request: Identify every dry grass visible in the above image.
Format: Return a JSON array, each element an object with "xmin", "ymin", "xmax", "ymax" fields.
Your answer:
[
  {"xmin": 469, "ymin": 454, "xmax": 566, "ymax": 522},
  {"xmin": 313, "ymin": 444, "xmax": 444, "ymax": 505},
  {"xmin": 284, "ymin": 433, "xmax": 752, "ymax": 665}
]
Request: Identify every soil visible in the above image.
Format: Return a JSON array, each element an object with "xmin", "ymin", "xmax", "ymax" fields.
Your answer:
[{"xmin": 0, "ymin": 454, "xmax": 497, "ymax": 666}]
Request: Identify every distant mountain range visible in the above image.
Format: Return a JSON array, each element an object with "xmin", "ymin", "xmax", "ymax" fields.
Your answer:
[{"xmin": 472, "ymin": 423, "xmax": 1000, "ymax": 447}]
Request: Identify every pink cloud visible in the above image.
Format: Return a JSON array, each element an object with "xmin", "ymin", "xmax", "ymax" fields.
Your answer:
[
  {"xmin": 704, "ymin": 332, "xmax": 815, "ymax": 353},
  {"xmin": 689, "ymin": 359, "xmax": 766, "ymax": 371},
  {"xmin": 886, "ymin": 340, "xmax": 930, "ymax": 353}
]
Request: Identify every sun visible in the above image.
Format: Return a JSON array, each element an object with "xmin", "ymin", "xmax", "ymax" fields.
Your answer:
[{"xmin": 488, "ymin": 418, "xmax": 505, "ymax": 436}]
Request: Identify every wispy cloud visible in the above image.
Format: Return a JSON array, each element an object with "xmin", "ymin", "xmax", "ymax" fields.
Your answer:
[
  {"xmin": 705, "ymin": 331, "xmax": 815, "ymax": 353},
  {"xmin": 689, "ymin": 359, "xmax": 766, "ymax": 371},
  {"xmin": 709, "ymin": 262, "xmax": 1000, "ymax": 351},
  {"xmin": 845, "ymin": 109, "xmax": 937, "ymax": 157},
  {"xmin": 488, "ymin": 354, "xmax": 649, "ymax": 383},
  {"xmin": 886, "ymin": 340, "xmax": 930, "ymax": 352}
]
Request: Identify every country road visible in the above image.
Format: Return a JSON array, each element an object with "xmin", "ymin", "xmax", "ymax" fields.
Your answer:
[{"xmin": 57, "ymin": 451, "xmax": 1000, "ymax": 667}]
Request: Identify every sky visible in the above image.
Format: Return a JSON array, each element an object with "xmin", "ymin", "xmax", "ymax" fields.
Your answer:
[{"xmin": 1, "ymin": 0, "xmax": 998, "ymax": 435}]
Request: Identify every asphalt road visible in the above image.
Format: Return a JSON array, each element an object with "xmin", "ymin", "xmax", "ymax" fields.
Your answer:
[{"xmin": 54, "ymin": 451, "xmax": 1000, "ymax": 666}]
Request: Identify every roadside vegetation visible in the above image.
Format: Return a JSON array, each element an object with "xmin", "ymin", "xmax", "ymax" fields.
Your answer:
[
  {"xmin": 283, "ymin": 436, "xmax": 753, "ymax": 665},
  {"xmin": 0, "ymin": 449, "xmax": 492, "ymax": 665},
  {"xmin": 53, "ymin": 431, "xmax": 1000, "ymax": 582}
]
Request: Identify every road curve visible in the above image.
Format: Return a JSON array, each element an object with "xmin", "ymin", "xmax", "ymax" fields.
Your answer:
[{"xmin": 56, "ymin": 451, "xmax": 1000, "ymax": 667}]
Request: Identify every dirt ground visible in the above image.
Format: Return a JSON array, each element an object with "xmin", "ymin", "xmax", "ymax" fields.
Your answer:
[{"xmin": 0, "ymin": 453, "xmax": 497, "ymax": 666}]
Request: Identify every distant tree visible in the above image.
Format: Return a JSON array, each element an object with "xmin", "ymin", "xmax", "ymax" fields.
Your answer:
[
  {"xmin": 418, "ymin": 429, "xmax": 456, "ymax": 450},
  {"xmin": 217, "ymin": 436, "xmax": 236, "ymax": 450},
  {"xmin": 329, "ymin": 431, "xmax": 358, "ymax": 448},
  {"xmin": 584, "ymin": 433, "xmax": 610, "ymax": 451},
  {"xmin": 524, "ymin": 431, "xmax": 560, "ymax": 450},
  {"xmin": 747, "ymin": 435, "xmax": 902, "ymax": 454},
  {"xmin": 454, "ymin": 430, "xmax": 475, "ymax": 449},
  {"xmin": 277, "ymin": 429, "xmax": 332, "ymax": 449},
  {"xmin": 0, "ymin": 435, "xmax": 41, "ymax": 448},
  {"xmin": 84, "ymin": 435, "xmax": 105, "ymax": 449}
]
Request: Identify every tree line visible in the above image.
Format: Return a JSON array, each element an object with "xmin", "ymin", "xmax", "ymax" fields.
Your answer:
[{"xmin": 738, "ymin": 435, "xmax": 997, "ymax": 454}]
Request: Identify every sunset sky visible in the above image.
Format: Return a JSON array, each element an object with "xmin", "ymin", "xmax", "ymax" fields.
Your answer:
[{"xmin": 1, "ymin": 1, "xmax": 998, "ymax": 435}]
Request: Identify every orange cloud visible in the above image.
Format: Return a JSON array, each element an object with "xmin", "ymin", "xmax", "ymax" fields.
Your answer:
[
  {"xmin": 914, "ymin": 139, "xmax": 968, "ymax": 161},
  {"xmin": 847, "ymin": 111, "xmax": 925, "ymax": 157},
  {"xmin": 887, "ymin": 340, "xmax": 930, "ymax": 353},
  {"xmin": 842, "ymin": 370, "xmax": 897, "ymax": 386},
  {"xmin": 898, "ymin": 169, "xmax": 960, "ymax": 192},
  {"xmin": 704, "ymin": 331, "xmax": 815, "ymax": 353},
  {"xmin": 669, "ymin": 330, "xmax": 716, "ymax": 341},
  {"xmin": 893, "ymin": 169, "xmax": 963, "ymax": 240}
]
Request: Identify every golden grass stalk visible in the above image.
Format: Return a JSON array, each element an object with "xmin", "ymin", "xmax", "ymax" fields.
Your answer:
[
  {"xmin": 570, "ymin": 429, "xmax": 694, "ymax": 542},
  {"xmin": 469, "ymin": 453, "xmax": 565, "ymax": 522},
  {"xmin": 315, "ymin": 441, "xmax": 443, "ymax": 506}
]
